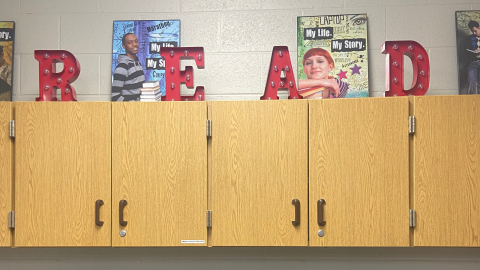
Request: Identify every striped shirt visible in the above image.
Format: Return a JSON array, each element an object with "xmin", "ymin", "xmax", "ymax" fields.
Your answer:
[
  {"xmin": 112, "ymin": 54, "xmax": 145, "ymax": 101},
  {"xmin": 331, "ymin": 78, "xmax": 349, "ymax": 98}
]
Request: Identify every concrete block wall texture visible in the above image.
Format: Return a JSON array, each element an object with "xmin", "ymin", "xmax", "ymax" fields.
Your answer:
[
  {"xmin": 2, "ymin": 0, "xmax": 480, "ymax": 267},
  {"xmin": 1, "ymin": 0, "xmax": 477, "ymax": 101}
]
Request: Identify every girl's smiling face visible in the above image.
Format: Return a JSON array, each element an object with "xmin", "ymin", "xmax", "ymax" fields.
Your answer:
[{"xmin": 303, "ymin": 55, "xmax": 333, "ymax": 80}]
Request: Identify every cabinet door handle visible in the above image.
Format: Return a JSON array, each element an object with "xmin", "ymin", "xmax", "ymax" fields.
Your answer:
[
  {"xmin": 95, "ymin": 200, "xmax": 104, "ymax": 227},
  {"xmin": 292, "ymin": 199, "xmax": 300, "ymax": 226},
  {"xmin": 119, "ymin": 199, "xmax": 128, "ymax": 226},
  {"xmin": 318, "ymin": 199, "xmax": 326, "ymax": 226}
]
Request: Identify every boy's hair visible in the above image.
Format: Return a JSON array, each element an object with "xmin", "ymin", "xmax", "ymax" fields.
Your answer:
[
  {"xmin": 468, "ymin": 20, "xmax": 479, "ymax": 31},
  {"xmin": 0, "ymin": 46, "xmax": 3, "ymax": 54},
  {"xmin": 122, "ymin": 33, "xmax": 134, "ymax": 45}
]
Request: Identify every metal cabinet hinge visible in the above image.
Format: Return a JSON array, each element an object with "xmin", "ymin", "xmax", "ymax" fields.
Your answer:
[
  {"xmin": 9, "ymin": 120, "xmax": 15, "ymax": 138},
  {"xmin": 409, "ymin": 116, "xmax": 415, "ymax": 135},
  {"xmin": 206, "ymin": 120, "xmax": 212, "ymax": 137},
  {"xmin": 409, "ymin": 209, "xmax": 416, "ymax": 228},
  {"xmin": 8, "ymin": 211, "xmax": 14, "ymax": 229},
  {"xmin": 206, "ymin": 210, "xmax": 212, "ymax": 228}
]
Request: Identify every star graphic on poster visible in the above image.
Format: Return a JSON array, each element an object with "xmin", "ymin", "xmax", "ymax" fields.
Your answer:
[
  {"xmin": 350, "ymin": 64, "xmax": 362, "ymax": 75},
  {"xmin": 337, "ymin": 69, "xmax": 347, "ymax": 80}
]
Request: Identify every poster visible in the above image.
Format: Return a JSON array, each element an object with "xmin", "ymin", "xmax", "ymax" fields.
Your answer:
[
  {"xmin": 456, "ymin": 11, "xmax": 480, "ymax": 95},
  {"xmin": 111, "ymin": 20, "xmax": 180, "ymax": 101},
  {"xmin": 0, "ymin": 22, "xmax": 14, "ymax": 101},
  {"xmin": 297, "ymin": 15, "xmax": 369, "ymax": 99}
]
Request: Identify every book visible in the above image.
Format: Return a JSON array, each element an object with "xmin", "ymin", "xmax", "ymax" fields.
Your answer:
[
  {"xmin": 140, "ymin": 98, "xmax": 161, "ymax": 102},
  {"xmin": 111, "ymin": 20, "xmax": 180, "ymax": 101},
  {"xmin": 297, "ymin": 14, "xmax": 369, "ymax": 99},
  {"xmin": 143, "ymin": 81, "xmax": 160, "ymax": 88},
  {"xmin": 140, "ymin": 86, "xmax": 160, "ymax": 92},
  {"xmin": 140, "ymin": 96, "xmax": 161, "ymax": 100},
  {"xmin": 140, "ymin": 94, "xmax": 161, "ymax": 101},
  {"xmin": 456, "ymin": 11, "xmax": 480, "ymax": 94},
  {"xmin": 0, "ymin": 22, "xmax": 14, "ymax": 101},
  {"xmin": 140, "ymin": 91, "xmax": 162, "ymax": 98}
]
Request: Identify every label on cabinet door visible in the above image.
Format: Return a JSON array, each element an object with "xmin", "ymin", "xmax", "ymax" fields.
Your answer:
[{"xmin": 181, "ymin": 240, "xmax": 205, "ymax": 244}]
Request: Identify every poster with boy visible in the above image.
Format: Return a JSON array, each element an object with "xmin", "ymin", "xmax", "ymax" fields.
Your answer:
[
  {"xmin": 111, "ymin": 20, "xmax": 180, "ymax": 101},
  {"xmin": 297, "ymin": 14, "xmax": 369, "ymax": 99},
  {"xmin": 0, "ymin": 22, "xmax": 14, "ymax": 101},
  {"xmin": 456, "ymin": 11, "xmax": 480, "ymax": 95}
]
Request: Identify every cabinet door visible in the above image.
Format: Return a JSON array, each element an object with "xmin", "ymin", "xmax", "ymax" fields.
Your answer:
[
  {"xmin": 112, "ymin": 102, "xmax": 207, "ymax": 246},
  {"xmin": 212, "ymin": 101, "xmax": 308, "ymax": 246},
  {"xmin": 309, "ymin": 98, "xmax": 410, "ymax": 246},
  {"xmin": 0, "ymin": 102, "xmax": 12, "ymax": 246},
  {"xmin": 15, "ymin": 102, "xmax": 111, "ymax": 247},
  {"xmin": 413, "ymin": 96, "xmax": 480, "ymax": 246}
]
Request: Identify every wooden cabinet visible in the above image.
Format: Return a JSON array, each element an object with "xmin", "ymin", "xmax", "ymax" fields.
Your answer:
[
  {"xmin": 211, "ymin": 101, "xmax": 308, "ymax": 246},
  {"xmin": 7, "ymin": 96, "xmax": 480, "ymax": 248},
  {"xmin": 309, "ymin": 98, "xmax": 410, "ymax": 246},
  {"xmin": 0, "ymin": 102, "xmax": 12, "ymax": 247},
  {"xmin": 112, "ymin": 102, "xmax": 207, "ymax": 247},
  {"xmin": 15, "ymin": 102, "xmax": 111, "ymax": 247},
  {"xmin": 412, "ymin": 96, "xmax": 480, "ymax": 247}
]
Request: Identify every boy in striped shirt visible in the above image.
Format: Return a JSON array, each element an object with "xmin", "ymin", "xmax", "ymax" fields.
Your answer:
[{"xmin": 112, "ymin": 33, "xmax": 145, "ymax": 101}]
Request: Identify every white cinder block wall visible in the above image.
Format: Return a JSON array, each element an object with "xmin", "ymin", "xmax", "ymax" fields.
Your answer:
[
  {"xmin": 2, "ymin": 0, "xmax": 480, "ymax": 269},
  {"xmin": 2, "ymin": 0, "xmax": 476, "ymax": 101}
]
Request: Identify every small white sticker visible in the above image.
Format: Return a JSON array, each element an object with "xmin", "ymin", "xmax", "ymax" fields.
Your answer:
[{"xmin": 181, "ymin": 240, "xmax": 205, "ymax": 244}]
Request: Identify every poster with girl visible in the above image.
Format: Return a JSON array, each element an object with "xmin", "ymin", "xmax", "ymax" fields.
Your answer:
[{"xmin": 297, "ymin": 14, "xmax": 369, "ymax": 99}]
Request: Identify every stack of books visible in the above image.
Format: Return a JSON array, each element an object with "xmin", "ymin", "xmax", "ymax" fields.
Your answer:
[{"xmin": 140, "ymin": 81, "xmax": 161, "ymax": 102}]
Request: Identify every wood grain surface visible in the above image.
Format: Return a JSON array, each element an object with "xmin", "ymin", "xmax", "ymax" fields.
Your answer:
[
  {"xmin": 112, "ymin": 102, "xmax": 207, "ymax": 247},
  {"xmin": 409, "ymin": 96, "xmax": 415, "ymax": 246},
  {"xmin": 413, "ymin": 95, "xmax": 480, "ymax": 246},
  {"xmin": 309, "ymin": 97, "xmax": 410, "ymax": 246},
  {"xmin": 211, "ymin": 100, "xmax": 308, "ymax": 246},
  {"xmin": 207, "ymin": 101, "xmax": 212, "ymax": 247},
  {"xmin": 15, "ymin": 102, "xmax": 111, "ymax": 247},
  {"xmin": 0, "ymin": 102, "xmax": 12, "ymax": 246}
]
